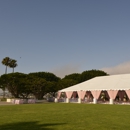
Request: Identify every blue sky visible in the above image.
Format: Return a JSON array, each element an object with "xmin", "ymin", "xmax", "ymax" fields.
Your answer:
[{"xmin": 0, "ymin": 0, "xmax": 130, "ymax": 78}]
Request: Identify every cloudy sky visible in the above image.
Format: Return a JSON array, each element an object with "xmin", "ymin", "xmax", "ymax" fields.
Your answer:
[{"xmin": 0, "ymin": 0, "xmax": 130, "ymax": 78}]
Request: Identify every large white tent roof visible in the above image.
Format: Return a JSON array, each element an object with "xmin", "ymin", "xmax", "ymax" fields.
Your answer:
[{"xmin": 59, "ymin": 74, "xmax": 130, "ymax": 92}]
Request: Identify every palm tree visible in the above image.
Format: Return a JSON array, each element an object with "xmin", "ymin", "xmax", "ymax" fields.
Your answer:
[
  {"xmin": 9, "ymin": 59, "xmax": 18, "ymax": 73},
  {"xmin": 1, "ymin": 57, "xmax": 11, "ymax": 74},
  {"xmin": 1, "ymin": 57, "xmax": 11, "ymax": 98}
]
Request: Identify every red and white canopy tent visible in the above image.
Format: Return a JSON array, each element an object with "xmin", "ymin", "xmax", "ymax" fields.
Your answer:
[{"xmin": 57, "ymin": 74, "xmax": 130, "ymax": 104}]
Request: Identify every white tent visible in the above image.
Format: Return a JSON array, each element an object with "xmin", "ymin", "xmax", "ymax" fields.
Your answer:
[
  {"xmin": 59, "ymin": 74, "xmax": 130, "ymax": 92},
  {"xmin": 57, "ymin": 74, "xmax": 130, "ymax": 104}
]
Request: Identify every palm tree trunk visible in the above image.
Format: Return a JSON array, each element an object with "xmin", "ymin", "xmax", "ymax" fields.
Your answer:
[
  {"xmin": 5, "ymin": 66, "xmax": 7, "ymax": 74},
  {"xmin": 13, "ymin": 67, "xmax": 14, "ymax": 73}
]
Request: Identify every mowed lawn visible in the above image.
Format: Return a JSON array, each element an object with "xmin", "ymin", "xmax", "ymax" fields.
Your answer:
[{"xmin": 0, "ymin": 103, "xmax": 130, "ymax": 130}]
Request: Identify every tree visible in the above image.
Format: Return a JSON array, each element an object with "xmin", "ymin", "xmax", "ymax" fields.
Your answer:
[
  {"xmin": 56, "ymin": 79, "xmax": 78, "ymax": 90},
  {"xmin": 62, "ymin": 73, "xmax": 81, "ymax": 83},
  {"xmin": 26, "ymin": 75, "xmax": 47, "ymax": 99},
  {"xmin": 0, "ymin": 72, "xmax": 60, "ymax": 99},
  {"xmin": 9, "ymin": 59, "xmax": 18, "ymax": 73},
  {"xmin": 0, "ymin": 84, "xmax": 5, "ymax": 98},
  {"xmin": 1, "ymin": 57, "xmax": 11, "ymax": 98},
  {"xmin": 1, "ymin": 57, "xmax": 11, "ymax": 74},
  {"xmin": 0, "ymin": 72, "xmax": 28, "ymax": 98},
  {"xmin": 79, "ymin": 69, "xmax": 108, "ymax": 82},
  {"xmin": 45, "ymin": 81, "xmax": 57, "ymax": 97},
  {"xmin": 28, "ymin": 72, "xmax": 61, "ymax": 82},
  {"xmin": 27, "ymin": 72, "xmax": 61, "ymax": 99},
  {"xmin": 26, "ymin": 74, "xmax": 59, "ymax": 99}
]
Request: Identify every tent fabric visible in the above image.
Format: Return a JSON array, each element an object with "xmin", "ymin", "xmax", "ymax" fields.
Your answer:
[
  {"xmin": 77, "ymin": 91, "xmax": 86, "ymax": 99},
  {"xmin": 125, "ymin": 90, "xmax": 130, "ymax": 99},
  {"xmin": 57, "ymin": 92, "xmax": 61, "ymax": 99},
  {"xmin": 59, "ymin": 74, "xmax": 130, "ymax": 92},
  {"xmin": 66, "ymin": 91, "xmax": 73, "ymax": 98},
  {"xmin": 91, "ymin": 90, "xmax": 101, "ymax": 99},
  {"xmin": 107, "ymin": 90, "xmax": 118, "ymax": 99}
]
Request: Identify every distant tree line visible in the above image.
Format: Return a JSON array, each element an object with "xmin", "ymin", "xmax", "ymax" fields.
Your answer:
[{"xmin": 0, "ymin": 57, "xmax": 108, "ymax": 99}]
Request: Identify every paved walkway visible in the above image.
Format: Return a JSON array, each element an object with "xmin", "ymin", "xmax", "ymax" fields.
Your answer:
[{"xmin": 0, "ymin": 101, "xmax": 14, "ymax": 105}]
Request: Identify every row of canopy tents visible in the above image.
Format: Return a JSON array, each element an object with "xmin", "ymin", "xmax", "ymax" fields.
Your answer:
[{"xmin": 55, "ymin": 74, "xmax": 130, "ymax": 104}]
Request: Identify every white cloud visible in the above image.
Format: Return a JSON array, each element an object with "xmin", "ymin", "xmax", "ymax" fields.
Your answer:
[
  {"xmin": 50, "ymin": 64, "xmax": 81, "ymax": 78},
  {"xmin": 101, "ymin": 61, "xmax": 130, "ymax": 75}
]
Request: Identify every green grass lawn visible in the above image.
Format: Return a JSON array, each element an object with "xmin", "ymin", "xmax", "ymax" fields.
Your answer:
[{"xmin": 0, "ymin": 103, "xmax": 130, "ymax": 130}]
